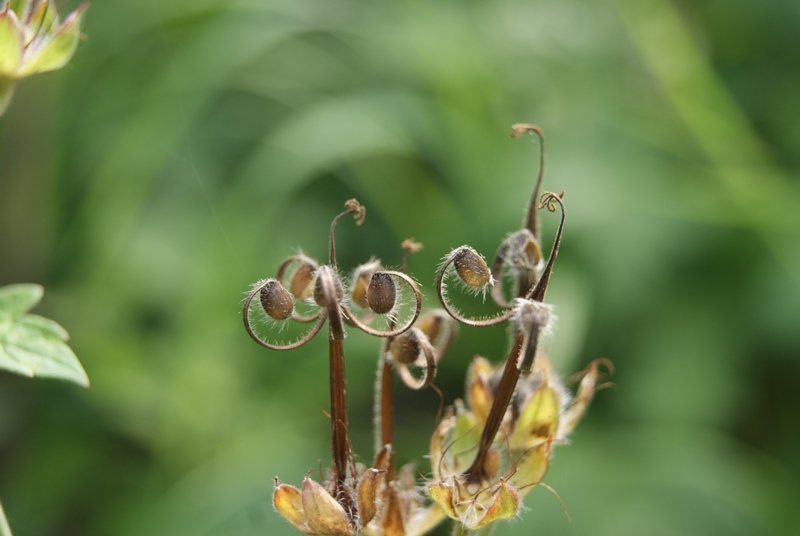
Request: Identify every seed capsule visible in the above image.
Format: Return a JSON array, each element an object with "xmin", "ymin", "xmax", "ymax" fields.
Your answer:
[
  {"xmin": 454, "ymin": 247, "xmax": 492, "ymax": 288},
  {"xmin": 389, "ymin": 329, "xmax": 421, "ymax": 364},
  {"xmin": 259, "ymin": 280, "xmax": 294, "ymax": 321},
  {"xmin": 416, "ymin": 311, "xmax": 445, "ymax": 345},
  {"xmin": 367, "ymin": 272, "xmax": 396, "ymax": 315},
  {"xmin": 350, "ymin": 261, "xmax": 381, "ymax": 309},
  {"xmin": 289, "ymin": 262, "xmax": 316, "ymax": 300},
  {"xmin": 313, "ymin": 267, "xmax": 345, "ymax": 308}
]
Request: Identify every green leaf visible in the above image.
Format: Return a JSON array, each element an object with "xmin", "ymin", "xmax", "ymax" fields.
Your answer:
[
  {"xmin": 0, "ymin": 284, "xmax": 88, "ymax": 388},
  {"xmin": 0, "ymin": 283, "xmax": 43, "ymax": 316}
]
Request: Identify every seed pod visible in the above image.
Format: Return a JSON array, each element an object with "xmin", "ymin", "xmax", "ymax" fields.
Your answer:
[
  {"xmin": 313, "ymin": 267, "xmax": 345, "ymax": 308},
  {"xmin": 350, "ymin": 261, "xmax": 381, "ymax": 309},
  {"xmin": 453, "ymin": 247, "xmax": 492, "ymax": 288},
  {"xmin": 416, "ymin": 311, "xmax": 444, "ymax": 345},
  {"xmin": 389, "ymin": 329, "xmax": 421, "ymax": 364},
  {"xmin": 506, "ymin": 229, "xmax": 542, "ymax": 270},
  {"xmin": 367, "ymin": 272, "xmax": 396, "ymax": 315},
  {"xmin": 259, "ymin": 280, "xmax": 294, "ymax": 321},
  {"xmin": 289, "ymin": 262, "xmax": 316, "ymax": 300}
]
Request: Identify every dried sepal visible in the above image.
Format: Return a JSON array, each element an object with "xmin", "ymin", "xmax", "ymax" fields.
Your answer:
[
  {"xmin": 466, "ymin": 356, "xmax": 495, "ymax": 424},
  {"xmin": 357, "ymin": 468, "xmax": 385, "ymax": 526},
  {"xmin": 508, "ymin": 382, "xmax": 561, "ymax": 450},
  {"xmin": 508, "ymin": 439, "xmax": 553, "ymax": 496},
  {"xmin": 559, "ymin": 358, "xmax": 613, "ymax": 438},
  {"xmin": 274, "ymin": 479, "xmax": 314, "ymax": 534},
  {"xmin": 301, "ymin": 473, "xmax": 353, "ymax": 535},
  {"xmin": 472, "ymin": 479, "xmax": 520, "ymax": 529},
  {"xmin": 381, "ymin": 482, "xmax": 406, "ymax": 536}
]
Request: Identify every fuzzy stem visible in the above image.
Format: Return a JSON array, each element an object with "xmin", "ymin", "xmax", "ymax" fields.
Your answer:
[
  {"xmin": 464, "ymin": 335, "xmax": 524, "ymax": 481},
  {"xmin": 379, "ymin": 353, "xmax": 396, "ymax": 480},
  {"xmin": 329, "ymin": 337, "xmax": 353, "ymax": 513},
  {"xmin": 515, "ymin": 124, "xmax": 546, "ymax": 240}
]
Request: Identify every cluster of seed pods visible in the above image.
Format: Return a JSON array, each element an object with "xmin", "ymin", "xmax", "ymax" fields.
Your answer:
[{"xmin": 242, "ymin": 125, "xmax": 610, "ymax": 535}]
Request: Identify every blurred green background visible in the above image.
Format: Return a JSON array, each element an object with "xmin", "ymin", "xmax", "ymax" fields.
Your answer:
[{"xmin": 2, "ymin": 0, "xmax": 799, "ymax": 535}]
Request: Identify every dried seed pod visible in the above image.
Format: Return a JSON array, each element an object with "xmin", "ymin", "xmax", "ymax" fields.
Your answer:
[
  {"xmin": 350, "ymin": 260, "xmax": 382, "ymax": 309},
  {"xmin": 259, "ymin": 280, "xmax": 294, "ymax": 321},
  {"xmin": 389, "ymin": 329, "xmax": 421, "ymax": 364},
  {"xmin": 289, "ymin": 262, "xmax": 316, "ymax": 300},
  {"xmin": 313, "ymin": 268, "xmax": 345, "ymax": 309},
  {"xmin": 416, "ymin": 310, "xmax": 445, "ymax": 345},
  {"xmin": 453, "ymin": 247, "xmax": 492, "ymax": 288},
  {"xmin": 367, "ymin": 272, "xmax": 396, "ymax": 315}
]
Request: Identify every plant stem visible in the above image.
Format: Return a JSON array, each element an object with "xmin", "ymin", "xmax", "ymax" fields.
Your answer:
[
  {"xmin": 329, "ymin": 337, "xmax": 353, "ymax": 513},
  {"xmin": 379, "ymin": 354, "xmax": 396, "ymax": 480},
  {"xmin": 464, "ymin": 334, "xmax": 524, "ymax": 480}
]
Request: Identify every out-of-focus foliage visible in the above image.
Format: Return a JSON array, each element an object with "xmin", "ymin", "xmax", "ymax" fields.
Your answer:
[
  {"xmin": 0, "ymin": 283, "xmax": 88, "ymax": 387},
  {"xmin": 0, "ymin": 0, "xmax": 798, "ymax": 535}
]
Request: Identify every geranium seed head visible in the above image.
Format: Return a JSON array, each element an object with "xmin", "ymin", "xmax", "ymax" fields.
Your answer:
[
  {"xmin": 289, "ymin": 262, "xmax": 316, "ymax": 300},
  {"xmin": 313, "ymin": 267, "xmax": 345, "ymax": 308},
  {"xmin": 260, "ymin": 280, "xmax": 294, "ymax": 321},
  {"xmin": 367, "ymin": 272, "xmax": 396, "ymax": 315},
  {"xmin": 389, "ymin": 329, "xmax": 421, "ymax": 364},
  {"xmin": 454, "ymin": 247, "xmax": 492, "ymax": 288}
]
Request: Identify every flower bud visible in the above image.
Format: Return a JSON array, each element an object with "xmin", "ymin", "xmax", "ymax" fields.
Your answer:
[
  {"xmin": 453, "ymin": 247, "xmax": 492, "ymax": 289},
  {"xmin": 367, "ymin": 272, "xmax": 396, "ymax": 315},
  {"xmin": 259, "ymin": 280, "xmax": 294, "ymax": 321}
]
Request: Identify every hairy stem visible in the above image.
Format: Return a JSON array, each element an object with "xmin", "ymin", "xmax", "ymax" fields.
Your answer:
[{"xmin": 329, "ymin": 337, "xmax": 354, "ymax": 513}]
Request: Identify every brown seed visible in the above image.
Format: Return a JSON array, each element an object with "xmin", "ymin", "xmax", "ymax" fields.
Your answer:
[
  {"xmin": 389, "ymin": 329, "xmax": 421, "ymax": 364},
  {"xmin": 259, "ymin": 280, "xmax": 294, "ymax": 321},
  {"xmin": 367, "ymin": 272, "xmax": 396, "ymax": 315},
  {"xmin": 454, "ymin": 247, "xmax": 491, "ymax": 288},
  {"xmin": 289, "ymin": 262, "xmax": 316, "ymax": 300}
]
